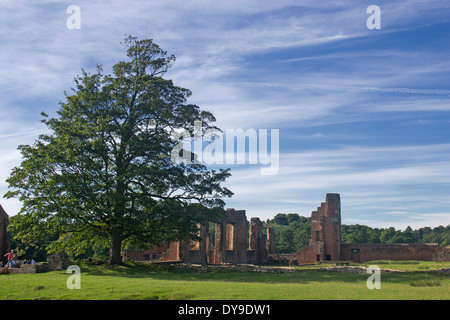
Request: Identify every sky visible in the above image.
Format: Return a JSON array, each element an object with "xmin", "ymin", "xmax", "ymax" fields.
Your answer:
[{"xmin": 0, "ymin": 0, "xmax": 449, "ymax": 230}]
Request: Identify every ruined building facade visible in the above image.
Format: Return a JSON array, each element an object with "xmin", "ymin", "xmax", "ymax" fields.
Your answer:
[
  {"xmin": 296, "ymin": 194, "xmax": 450, "ymax": 264},
  {"xmin": 122, "ymin": 208, "xmax": 276, "ymax": 264},
  {"xmin": 0, "ymin": 204, "xmax": 11, "ymax": 264},
  {"xmin": 296, "ymin": 193, "xmax": 342, "ymax": 263},
  {"xmin": 2, "ymin": 194, "xmax": 448, "ymax": 266}
]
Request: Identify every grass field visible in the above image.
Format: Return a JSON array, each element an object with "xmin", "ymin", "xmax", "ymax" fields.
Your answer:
[{"xmin": 0, "ymin": 261, "xmax": 448, "ymax": 300}]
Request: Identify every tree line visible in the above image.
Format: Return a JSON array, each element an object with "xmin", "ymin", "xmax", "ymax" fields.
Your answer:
[{"xmin": 266, "ymin": 213, "xmax": 450, "ymax": 254}]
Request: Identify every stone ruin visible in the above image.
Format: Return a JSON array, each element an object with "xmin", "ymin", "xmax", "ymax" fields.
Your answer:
[
  {"xmin": 122, "ymin": 208, "xmax": 277, "ymax": 264},
  {"xmin": 0, "ymin": 204, "xmax": 10, "ymax": 265},
  {"xmin": 1, "ymin": 193, "xmax": 449, "ymax": 268},
  {"xmin": 105, "ymin": 194, "xmax": 450, "ymax": 265},
  {"xmin": 296, "ymin": 193, "xmax": 450, "ymax": 264}
]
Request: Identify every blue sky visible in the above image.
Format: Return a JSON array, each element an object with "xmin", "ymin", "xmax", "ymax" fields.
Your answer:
[{"xmin": 0, "ymin": 0, "xmax": 449, "ymax": 229}]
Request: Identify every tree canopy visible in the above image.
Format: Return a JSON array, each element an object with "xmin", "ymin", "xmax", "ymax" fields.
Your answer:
[{"xmin": 5, "ymin": 35, "xmax": 233, "ymax": 264}]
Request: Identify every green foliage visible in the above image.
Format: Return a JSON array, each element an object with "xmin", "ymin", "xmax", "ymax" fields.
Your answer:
[
  {"xmin": 341, "ymin": 224, "xmax": 381, "ymax": 244},
  {"xmin": 272, "ymin": 213, "xmax": 289, "ymax": 226},
  {"xmin": 7, "ymin": 214, "xmax": 58, "ymax": 262},
  {"xmin": 266, "ymin": 213, "xmax": 310, "ymax": 254},
  {"xmin": 341, "ymin": 224, "xmax": 449, "ymax": 246},
  {"xmin": 4, "ymin": 35, "xmax": 232, "ymax": 264},
  {"xmin": 378, "ymin": 225, "xmax": 450, "ymax": 245}
]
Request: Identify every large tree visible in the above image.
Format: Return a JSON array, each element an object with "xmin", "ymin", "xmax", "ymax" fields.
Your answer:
[{"xmin": 5, "ymin": 36, "xmax": 233, "ymax": 264}]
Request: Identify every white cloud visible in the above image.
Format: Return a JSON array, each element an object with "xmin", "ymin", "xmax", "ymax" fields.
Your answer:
[
  {"xmin": 1, "ymin": 0, "xmax": 449, "ymax": 231},
  {"xmin": 221, "ymin": 143, "xmax": 450, "ymax": 227}
]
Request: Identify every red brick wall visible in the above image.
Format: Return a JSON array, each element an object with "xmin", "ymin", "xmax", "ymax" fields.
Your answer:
[
  {"xmin": 322, "ymin": 194, "xmax": 341, "ymax": 261},
  {"xmin": 123, "ymin": 210, "xmax": 272, "ymax": 265},
  {"xmin": 298, "ymin": 194, "xmax": 341, "ymax": 264},
  {"xmin": 340, "ymin": 243, "xmax": 446, "ymax": 262},
  {"xmin": 296, "ymin": 246, "xmax": 318, "ymax": 264},
  {"xmin": 0, "ymin": 205, "xmax": 10, "ymax": 264},
  {"xmin": 266, "ymin": 227, "xmax": 276, "ymax": 254},
  {"xmin": 122, "ymin": 243, "xmax": 170, "ymax": 261},
  {"xmin": 213, "ymin": 209, "xmax": 249, "ymax": 264}
]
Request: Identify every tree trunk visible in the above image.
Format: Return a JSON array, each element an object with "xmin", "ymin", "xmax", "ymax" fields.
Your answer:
[{"xmin": 108, "ymin": 233, "xmax": 123, "ymax": 265}]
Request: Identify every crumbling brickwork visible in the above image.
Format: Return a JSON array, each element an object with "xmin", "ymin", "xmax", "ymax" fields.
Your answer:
[
  {"xmin": 247, "ymin": 217, "xmax": 268, "ymax": 264},
  {"xmin": 122, "ymin": 209, "xmax": 274, "ymax": 264},
  {"xmin": 311, "ymin": 193, "xmax": 341, "ymax": 261},
  {"xmin": 0, "ymin": 204, "xmax": 11, "ymax": 264},
  {"xmin": 296, "ymin": 193, "xmax": 449, "ymax": 264},
  {"xmin": 182, "ymin": 222, "xmax": 210, "ymax": 264},
  {"xmin": 213, "ymin": 209, "xmax": 248, "ymax": 264},
  {"xmin": 122, "ymin": 243, "xmax": 170, "ymax": 261},
  {"xmin": 122, "ymin": 193, "xmax": 449, "ymax": 266},
  {"xmin": 266, "ymin": 227, "xmax": 276, "ymax": 255},
  {"xmin": 340, "ymin": 243, "xmax": 448, "ymax": 262}
]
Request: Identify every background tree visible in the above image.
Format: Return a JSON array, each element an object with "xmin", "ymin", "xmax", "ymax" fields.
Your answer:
[
  {"xmin": 5, "ymin": 36, "xmax": 233, "ymax": 264},
  {"xmin": 272, "ymin": 213, "xmax": 289, "ymax": 226},
  {"xmin": 380, "ymin": 227, "xmax": 396, "ymax": 243},
  {"xmin": 266, "ymin": 213, "xmax": 310, "ymax": 253},
  {"xmin": 341, "ymin": 224, "xmax": 381, "ymax": 244}
]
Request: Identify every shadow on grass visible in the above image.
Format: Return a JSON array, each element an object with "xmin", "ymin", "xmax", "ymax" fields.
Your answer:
[{"xmin": 77, "ymin": 261, "xmax": 449, "ymax": 286}]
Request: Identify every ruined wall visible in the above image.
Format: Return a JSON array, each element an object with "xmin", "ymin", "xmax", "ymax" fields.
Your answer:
[
  {"xmin": 295, "ymin": 245, "xmax": 318, "ymax": 265},
  {"xmin": 340, "ymin": 243, "xmax": 448, "ymax": 262},
  {"xmin": 46, "ymin": 253, "xmax": 70, "ymax": 271},
  {"xmin": 181, "ymin": 222, "xmax": 210, "ymax": 264},
  {"xmin": 266, "ymin": 227, "xmax": 276, "ymax": 255},
  {"xmin": 161, "ymin": 241, "xmax": 182, "ymax": 261},
  {"xmin": 122, "ymin": 209, "xmax": 273, "ymax": 265},
  {"xmin": 122, "ymin": 243, "xmax": 170, "ymax": 261},
  {"xmin": 297, "ymin": 193, "xmax": 341, "ymax": 264},
  {"xmin": 0, "ymin": 205, "xmax": 10, "ymax": 264},
  {"xmin": 213, "ymin": 209, "xmax": 249, "ymax": 264},
  {"xmin": 322, "ymin": 194, "xmax": 341, "ymax": 261},
  {"xmin": 434, "ymin": 245, "xmax": 450, "ymax": 261},
  {"xmin": 212, "ymin": 210, "xmax": 272, "ymax": 264},
  {"xmin": 297, "ymin": 193, "xmax": 448, "ymax": 265},
  {"xmin": 247, "ymin": 217, "xmax": 268, "ymax": 264}
]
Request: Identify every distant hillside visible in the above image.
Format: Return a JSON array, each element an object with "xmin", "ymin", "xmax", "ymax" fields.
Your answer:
[{"xmin": 265, "ymin": 213, "xmax": 450, "ymax": 255}]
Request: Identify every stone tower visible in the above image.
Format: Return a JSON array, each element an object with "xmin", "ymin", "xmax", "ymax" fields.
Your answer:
[
  {"xmin": 297, "ymin": 193, "xmax": 341, "ymax": 263},
  {"xmin": 320, "ymin": 193, "xmax": 341, "ymax": 261}
]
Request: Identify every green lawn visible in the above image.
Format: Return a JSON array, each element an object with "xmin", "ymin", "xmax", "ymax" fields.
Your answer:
[{"xmin": 0, "ymin": 261, "xmax": 448, "ymax": 300}]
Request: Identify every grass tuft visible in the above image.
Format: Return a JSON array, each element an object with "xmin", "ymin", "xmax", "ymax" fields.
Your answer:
[{"xmin": 409, "ymin": 279, "xmax": 441, "ymax": 287}]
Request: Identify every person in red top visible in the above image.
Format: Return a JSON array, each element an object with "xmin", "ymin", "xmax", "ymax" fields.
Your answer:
[{"xmin": 4, "ymin": 249, "xmax": 15, "ymax": 268}]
